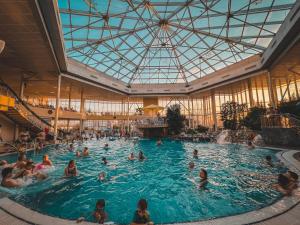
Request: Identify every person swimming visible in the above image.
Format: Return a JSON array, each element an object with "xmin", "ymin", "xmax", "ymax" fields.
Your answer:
[
  {"xmin": 98, "ymin": 172, "xmax": 106, "ymax": 181},
  {"xmin": 76, "ymin": 151, "xmax": 81, "ymax": 157},
  {"xmin": 193, "ymin": 149, "xmax": 198, "ymax": 159},
  {"xmin": 1, "ymin": 167, "xmax": 21, "ymax": 188},
  {"xmin": 93, "ymin": 199, "xmax": 107, "ymax": 224},
  {"xmin": 199, "ymin": 168, "xmax": 208, "ymax": 188},
  {"xmin": 64, "ymin": 160, "xmax": 77, "ymax": 177},
  {"xmin": 247, "ymin": 141, "xmax": 255, "ymax": 149},
  {"xmin": 104, "ymin": 143, "xmax": 109, "ymax": 149},
  {"xmin": 131, "ymin": 199, "xmax": 153, "ymax": 225},
  {"xmin": 265, "ymin": 155, "xmax": 274, "ymax": 167},
  {"xmin": 83, "ymin": 147, "xmax": 89, "ymax": 156},
  {"xmin": 189, "ymin": 161, "xmax": 195, "ymax": 170},
  {"xmin": 128, "ymin": 152, "xmax": 135, "ymax": 160},
  {"xmin": 156, "ymin": 139, "xmax": 162, "ymax": 146},
  {"xmin": 138, "ymin": 151, "xmax": 146, "ymax": 161},
  {"xmin": 68, "ymin": 144, "xmax": 74, "ymax": 152},
  {"xmin": 14, "ymin": 153, "xmax": 28, "ymax": 169},
  {"xmin": 274, "ymin": 174, "xmax": 293, "ymax": 195},
  {"xmin": 42, "ymin": 155, "xmax": 52, "ymax": 166},
  {"xmin": 102, "ymin": 157, "xmax": 108, "ymax": 165}
]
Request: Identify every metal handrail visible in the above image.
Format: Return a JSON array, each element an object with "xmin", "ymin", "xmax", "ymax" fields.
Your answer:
[
  {"xmin": 0, "ymin": 80, "xmax": 54, "ymax": 133},
  {"xmin": 261, "ymin": 113, "xmax": 300, "ymax": 129}
]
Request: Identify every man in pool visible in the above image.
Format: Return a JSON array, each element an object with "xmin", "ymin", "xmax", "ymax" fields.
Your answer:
[
  {"xmin": 68, "ymin": 144, "xmax": 74, "ymax": 152},
  {"xmin": 1, "ymin": 167, "xmax": 21, "ymax": 188},
  {"xmin": 131, "ymin": 199, "xmax": 153, "ymax": 225},
  {"xmin": 93, "ymin": 199, "xmax": 107, "ymax": 224},
  {"xmin": 83, "ymin": 147, "xmax": 89, "ymax": 156},
  {"xmin": 265, "ymin": 155, "xmax": 274, "ymax": 167},
  {"xmin": 64, "ymin": 160, "xmax": 77, "ymax": 177}
]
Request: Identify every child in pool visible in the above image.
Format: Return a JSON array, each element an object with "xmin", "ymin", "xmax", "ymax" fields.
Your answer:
[
  {"xmin": 93, "ymin": 199, "xmax": 107, "ymax": 224},
  {"xmin": 102, "ymin": 157, "xmax": 108, "ymax": 165},
  {"xmin": 199, "ymin": 169, "xmax": 208, "ymax": 188},
  {"xmin": 42, "ymin": 155, "xmax": 52, "ymax": 166},
  {"xmin": 64, "ymin": 160, "xmax": 77, "ymax": 177},
  {"xmin": 131, "ymin": 199, "xmax": 153, "ymax": 225}
]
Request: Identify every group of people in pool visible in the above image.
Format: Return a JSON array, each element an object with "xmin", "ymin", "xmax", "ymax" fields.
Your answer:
[
  {"xmin": 0, "ymin": 153, "xmax": 52, "ymax": 188},
  {"xmin": 90, "ymin": 198, "xmax": 153, "ymax": 225}
]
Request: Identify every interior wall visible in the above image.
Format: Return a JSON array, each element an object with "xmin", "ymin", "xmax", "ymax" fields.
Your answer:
[{"xmin": 0, "ymin": 113, "xmax": 15, "ymax": 142}]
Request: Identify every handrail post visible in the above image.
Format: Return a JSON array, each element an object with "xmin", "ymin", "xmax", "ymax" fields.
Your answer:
[{"xmin": 54, "ymin": 74, "xmax": 61, "ymax": 142}]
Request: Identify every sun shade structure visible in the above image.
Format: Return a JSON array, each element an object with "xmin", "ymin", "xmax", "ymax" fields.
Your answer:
[{"xmin": 58, "ymin": 0, "xmax": 296, "ymax": 85}]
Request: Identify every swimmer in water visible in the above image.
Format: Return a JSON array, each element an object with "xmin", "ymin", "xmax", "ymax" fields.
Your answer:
[
  {"xmin": 1, "ymin": 167, "xmax": 21, "ymax": 188},
  {"xmin": 128, "ymin": 152, "xmax": 135, "ymax": 161},
  {"xmin": 199, "ymin": 169, "xmax": 208, "ymax": 188},
  {"xmin": 64, "ymin": 160, "xmax": 77, "ymax": 177},
  {"xmin": 138, "ymin": 151, "xmax": 146, "ymax": 161},
  {"xmin": 189, "ymin": 161, "xmax": 195, "ymax": 171},
  {"xmin": 98, "ymin": 172, "xmax": 106, "ymax": 181},
  {"xmin": 156, "ymin": 138, "xmax": 162, "ymax": 146},
  {"xmin": 76, "ymin": 151, "xmax": 81, "ymax": 157},
  {"xmin": 247, "ymin": 141, "xmax": 255, "ymax": 149},
  {"xmin": 93, "ymin": 199, "xmax": 108, "ymax": 224},
  {"xmin": 131, "ymin": 199, "xmax": 153, "ymax": 225},
  {"xmin": 104, "ymin": 143, "xmax": 109, "ymax": 149},
  {"xmin": 83, "ymin": 147, "xmax": 89, "ymax": 156},
  {"xmin": 68, "ymin": 144, "xmax": 74, "ymax": 152},
  {"xmin": 42, "ymin": 155, "xmax": 52, "ymax": 166},
  {"xmin": 193, "ymin": 149, "xmax": 198, "ymax": 159},
  {"xmin": 102, "ymin": 157, "xmax": 108, "ymax": 165}
]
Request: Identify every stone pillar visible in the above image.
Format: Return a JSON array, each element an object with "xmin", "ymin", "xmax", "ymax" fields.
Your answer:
[
  {"xmin": 267, "ymin": 71, "xmax": 276, "ymax": 108},
  {"xmin": 247, "ymin": 78, "xmax": 254, "ymax": 107},
  {"xmin": 211, "ymin": 90, "xmax": 218, "ymax": 131},
  {"xmin": 79, "ymin": 88, "xmax": 84, "ymax": 134},
  {"xmin": 53, "ymin": 75, "xmax": 61, "ymax": 141}
]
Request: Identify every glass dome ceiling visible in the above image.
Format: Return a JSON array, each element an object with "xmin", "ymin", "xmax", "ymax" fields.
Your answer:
[{"xmin": 58, "ymin": 0, "xmax": 296, "ymax": 85}]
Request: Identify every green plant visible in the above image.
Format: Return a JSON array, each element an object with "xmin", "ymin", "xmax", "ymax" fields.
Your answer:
[
  {"xmin": 278, "ymin": 100, "xmax": 300, "ymax": 118},
  {"xmin": 196, "ymin": 125, "xmax": 209, "ymax": 133},
  {"xmin": 241, "ymin": 106, "xmax": 266, "ymax": 130},
  {"xmin": 166, "ymin": 104, "xmax": 185, "ymax": 135},
  {"xmin": 220, "ymin": 101, "xmax": 248, "ymax": 130}
]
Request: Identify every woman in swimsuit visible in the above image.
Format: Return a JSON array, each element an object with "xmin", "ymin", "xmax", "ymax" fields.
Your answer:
[{"xmin": 64, "ymin": 160, "xmax": 77, "ymax": 177}]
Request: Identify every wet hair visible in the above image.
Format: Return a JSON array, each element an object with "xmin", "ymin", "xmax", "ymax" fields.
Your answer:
[
  {"xmin": 278, "ymin": 174, "xmax": 289, "ymax": 188},
  {"xmin": 201, "ymin": 169, "xmax": 208, "ymax": 179},
  {"xmin": 68, "ymin": 160, "xmax": 75, "ymax": 167},
  {"xmin": 265, "ymin": 155, "xmax": 272, "ymax": 161},
  {"xmin": 193, "ymin": 149, "xmax": 198, "ymax": 154},
  {"xmin": 138, "ymin": 199, "xmax": 148, "ymax": 211},
  {"xmin": 84, "ymin": 147, "xmax": 88, "ymax": 151},
  {"xmin": 1, "ymin": 167, "xmax": 13, "ymax": 179},
  {"xmin": 102, "ymin": 157, "xmax": 107, "ymax": 161},
  {"xmin": 288, "ymin": 171, "xmax": 298, "ymax": 181},
  {"xmin": 96, "ymin": 199, "xmax": 105, "ymax": 209}
]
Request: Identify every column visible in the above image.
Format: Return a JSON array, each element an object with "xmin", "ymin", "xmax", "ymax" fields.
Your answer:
[
  {"xmin": 53, "ymin": 75, "xmax": 61, "ymax": 141},
  {"xmin": 127, "ymin": 96, "xmax": 130, "ymax": 132},
  {"xmin": 67, "ymin": 86, "xmax": 72, "ymax": 131},
  {"xmin": 211, "ymin": 90, "xmax": 217, "ymax": 131},
  {"xmin": 79, "ymin": 88, "xmax": 84, "ymax": 134},
  {"xmin": 19, "ymin": 76, "xmax": 25, "ymax": 100},
  {"xmin": 247, "ymin": 78, "xmax": 254, "ymax": 107},
  {"xmin": 267, "ymin": 71, "xmax": 276, "ymax": 108},
  {"xmin": 187, "ymin": 96, "xmax": 191, "ymax": 128},
  {"xmin": 191, "ymin": 97, "xmax": 194, "ymax": 129}
]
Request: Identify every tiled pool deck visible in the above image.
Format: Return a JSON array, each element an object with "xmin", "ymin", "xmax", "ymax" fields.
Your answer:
[{"xmin": 0, "ymin": 148, "xmax": 299, "ymax": 225}]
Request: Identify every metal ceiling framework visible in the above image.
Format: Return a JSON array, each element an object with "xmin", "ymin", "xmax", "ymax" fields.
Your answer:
[{"xmin": 58, "ymin": 0, "xmax": 296, "ymax": 85}]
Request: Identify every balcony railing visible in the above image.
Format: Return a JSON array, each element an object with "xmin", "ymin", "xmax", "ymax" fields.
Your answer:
[
  {"xmin": 0, "ymin": 80, "xmax": 54, "ymax": 134},
  {"xmin": 261, "ymin": 113, "xmax": 300, "ymax": 129}
]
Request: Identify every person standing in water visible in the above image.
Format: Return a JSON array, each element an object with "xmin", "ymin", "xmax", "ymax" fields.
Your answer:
[{"xmin": 64, "ymin": 160, "xmax": 77, "ymax": 177}]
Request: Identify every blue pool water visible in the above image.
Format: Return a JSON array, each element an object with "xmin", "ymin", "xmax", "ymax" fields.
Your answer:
[{"xmin": 0, "ymin": 139, "xmax": 286, "ymax": 224}]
